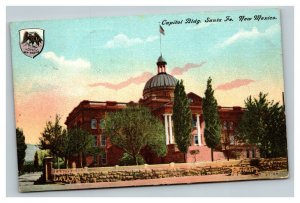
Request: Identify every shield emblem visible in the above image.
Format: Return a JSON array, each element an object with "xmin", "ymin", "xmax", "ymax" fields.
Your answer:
[{"xmin": 19, "ymin": 28, "xmax": 44, "ymax": 58}]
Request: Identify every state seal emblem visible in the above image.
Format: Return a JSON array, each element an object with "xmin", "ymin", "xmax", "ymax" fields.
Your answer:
[{"xmin": 19, "ymin": 28, "xmax": 44, "ymax": 58}]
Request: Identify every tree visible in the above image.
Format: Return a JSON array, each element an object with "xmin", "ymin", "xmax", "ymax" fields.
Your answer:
[
  {"xmin": 33, "ymin": 150, "xmax": 49, "ymax": 171},
  {"xmin": 105, "ymin": 106, "xmax": 167, "ymax": 165},
  {"xmin": 16, "ymin": 128, "xmax": 27, "ymax": 174},
  {"xmin": 39, "ymin": 115, "xmax": 66, "ymax": 168},
  {"xmin": 34, "ymin": 151, "xmax": 39, "ymax": 171},
  {"xmin": 222, "ymin": 121, "xmax": 233, "ymax": 161},
  {"xmin": 57, "ymin": 132, "xmax": 74, "ymax": 168},
  {"xmin": 67, "ymin": 128, "xmax": 99, "ymax": 168},
  {"xmin": 173, "ymin": 80, "xmax": 192, "ymax": 162},
  {"xmin": 235, "ymin": 92, "xmax": 287, "ymax": 158},
  {"xmin": 202, "ymin": 77, "xmax": 221, "ymax": 162},
  {"xmin": 118, "ymin": 153, "xmax": 145, "ymax": 166}
]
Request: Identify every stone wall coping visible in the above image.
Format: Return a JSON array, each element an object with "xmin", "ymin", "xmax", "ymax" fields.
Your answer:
[
  {"xmin": 51, "ymin": 160, "xmax": 241, "ymax": 175},
  {"xmin": 51, "ymin": 158, "xmax": 287, "ymax": 175}
]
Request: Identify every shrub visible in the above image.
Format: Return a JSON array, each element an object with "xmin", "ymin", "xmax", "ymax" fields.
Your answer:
[
  {"xmin": 22, "ymin": 161, "xmax": 39, "ymax": 174},
  {"xmin": 250, "ymin": 158, "xmax": 260, "ymax": 167},
  {"xmin": 53, "ymin": 159, "xmax": 66, "ymax": 169},
  {"xmin": 118, "ymin": 153, "xmax": 145, "ymax": 166}
]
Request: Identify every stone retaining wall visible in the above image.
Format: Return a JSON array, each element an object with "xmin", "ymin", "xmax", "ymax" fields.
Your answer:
[
  {"xmin": 258, "ymin": 158, "xmax": 288, "ymax": 171},
  {"xmin": 49, "ymin": 158, "xmax": 288, "ymax": 184},
  {"xmin": 52, "ymin": 166, "xmax": 234, "ymax": 184}
]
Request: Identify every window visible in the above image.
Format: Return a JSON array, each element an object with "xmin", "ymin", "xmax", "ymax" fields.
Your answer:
[
  {"xmin": 246, "ymin": 149, "xmax": 250, "ymax": 158},
  {"xmin": 194, "ymin": 135, "xmax": 199, "ymax": 145},
  {"xmin": 229, "ymin": 135, "xmax": 235, "ymax": 145},
  {"xmin": 192, "ymin": 116, "xmax": 197, "ymax": 128},
  {"xmin": 93, "ymin": 155, "xmax": 98, "ymax": 165},
  {"xmin": 91, "ymin": 119, "xmax": 97, "ymax": 129},
  {"xmin": 99, "ymin": 119, "xmax": 105, "ymax": 129},
  {"xmin": 229, "ymin": 121, "xmax": 234, "ymax": 130},
  {"xmin": 101, "ymin": 153, "xmax": 107, "ymax": 165},
  {"xmin": 252, "ymin": 147, "xmax": 256, "ymax": 158},
  {"xmin": 101, "ymin": 134, "xmax": 106, "ymax": 147},
  {"xmin": 223, "ymin": 121, "xmax": 227, "ymax": 130},
  {"xmin": 92, "ymin": 135, "xmax": 97, "ymax": 146}
]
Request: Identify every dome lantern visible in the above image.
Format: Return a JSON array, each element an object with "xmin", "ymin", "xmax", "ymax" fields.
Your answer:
[
  {"xmin": 143, "ymin": 55, "xmax": 177, "ymax": 99},
  {"xmin": 156, "ymin": 55, "xmax": 167, "ymax": 74}
]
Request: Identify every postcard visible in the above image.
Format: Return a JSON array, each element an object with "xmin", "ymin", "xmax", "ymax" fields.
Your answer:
[{"xmin": 10, "ymin": 8, "xmax": 288, "ymax": 193}]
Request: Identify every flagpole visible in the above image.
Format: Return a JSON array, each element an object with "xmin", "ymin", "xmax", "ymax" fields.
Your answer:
[
  {"xmin": 159, "ymin": 22, "xmax": 162, "ymax": 56},
  {"xmin": 160, "ymin": 31, "xmax": 162, "ymax": 55}
]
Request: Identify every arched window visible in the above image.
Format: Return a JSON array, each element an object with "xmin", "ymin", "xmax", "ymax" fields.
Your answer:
[
  {"xmin": 99, "ymin": 119, "xmax": 106, "ymax": 129},
  {"xmin": 92, "ymin": 135, "xmax": 97, "ymax": 146},
  {"xmin": 101, "ymin": 153, "xmax": 107, "ymax": 165},
  {"xmin": 194, "ymin": 134, "xmax": 199, "ymax": 145},
  {"xmin": 252, "ymin": 147, "xmax": 256, "ymax": 158},
  {"xmin": 230, "ymin": 135, "xmax": 235, "ymax": 144},
  {"xmin": 192, "ymin": 115, "xmax": 197, "ymax": 128},
  {"xmin": 101, "ymin": 134, "xmax": 106, "ymax": 147},
  {"xmin": 91, "ymin": 119, "xmax": 97, "ymax": 129},
  {"xmin": 246, "ymin": 149, "xmax": 250, "ymax": 158}
]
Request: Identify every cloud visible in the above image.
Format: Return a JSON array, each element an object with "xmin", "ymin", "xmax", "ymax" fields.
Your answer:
[
  {"xmin": 264, "ymin": 24, "xmax": 280, "ymax": 35},
  {"xmin": 104, "ymin": 34, "xmax": 159, "ymax": 48},
  {"xmin": 218, "ymin": 25, "xmax": 280, "ymax": 48},
  {"xmin": 42, "ymin": 51, "xmax": 91, "ymax": 70},
  {"xmin": 220, "ymin": 27, "xmax": 260, "ymax": 48},
  {"xmin": 89, "ymin": 62, "xmax": 206, "ymax": 90},
  {"xmin": 170, "ymin": 62, "xmax": 206, "ymax": 76},
  {"xmin": 216, "ymin": 79, "xmax": 255, "ymax": 90},
  {"xmin": 27, "ymin": 82, "xmax": 59, "ymax": 93},
  {"xmin": 89, "ymin": 72, "xmax": 154, "ymax": 90}
]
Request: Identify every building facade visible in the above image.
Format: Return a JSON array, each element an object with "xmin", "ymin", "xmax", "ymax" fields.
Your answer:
[{"xmin": 65, "ymin": 56, "xmax": 259, "ymax": 167}]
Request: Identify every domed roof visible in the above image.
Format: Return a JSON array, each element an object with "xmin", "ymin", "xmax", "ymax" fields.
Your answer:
[
  {"xmin": 144, "ymin": 73, "xmax": 177, "ymax": 91},
  {"xmin": 157, "ymin": 55, "xmax": 167, "ymax": 64}
]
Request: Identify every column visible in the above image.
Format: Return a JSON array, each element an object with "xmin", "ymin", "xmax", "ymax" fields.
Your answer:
[
  {"xmin": 168, "ymin": 114, "xmax": 173, "ymax": 144},
  {"xmin": 164, "ymin": 114, "xmax": 169, "ymax": 145},
  {"xmin": 196, "ymin": 114, "xmax": 201, "ymax": 145}
]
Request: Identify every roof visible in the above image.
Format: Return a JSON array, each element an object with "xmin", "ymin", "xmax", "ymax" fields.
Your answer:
[
  {"xmin": 143, "ymin": 73, "xmax": 177, "ymax": 91},
  {"xmin": 157, "ymin": 55, "xmax": 166, "ymax": 64}
]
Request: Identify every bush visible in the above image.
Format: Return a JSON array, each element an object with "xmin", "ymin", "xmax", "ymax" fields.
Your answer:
[
  {"xmin": 22, "ymin": 161, "xmax": 42, "ymax": 174},
  {"xmin": 118, "ymin": 153, "xmax": 145, "ymax": 166},
  {"xmin": 250, "ymin": 158, "xmax": 260, "ymax": 167},
  {"xmin": 53, "ymin": 159, "xmax": 66, "ymax": 169}
]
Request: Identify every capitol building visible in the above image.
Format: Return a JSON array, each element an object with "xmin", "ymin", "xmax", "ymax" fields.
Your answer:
[{"xmin": 65, "ymin": 55, "xmax": 259, "ymax": 167}]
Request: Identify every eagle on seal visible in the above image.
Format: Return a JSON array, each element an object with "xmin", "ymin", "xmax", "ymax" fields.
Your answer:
[{"xmin": 22, "ymin": 31, "xmax": 43, "ymax": 46}]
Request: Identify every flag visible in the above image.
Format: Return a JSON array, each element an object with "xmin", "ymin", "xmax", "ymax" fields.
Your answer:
[{"xmin": 159, "ymin": 25, "xmax": 165, "ymax": 35}]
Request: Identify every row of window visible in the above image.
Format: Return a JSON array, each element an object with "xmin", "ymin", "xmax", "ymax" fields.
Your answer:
[
  {"xmin": 193, "ymin": 134, "xmax": 235, "ymax": 145},
  {"xmin": 91, "ymin": 118, "xmax": 235, "ymax": 146},
  {"xmin": 91, "ymin": 119, "xmax": 106, "ymax": 130}
]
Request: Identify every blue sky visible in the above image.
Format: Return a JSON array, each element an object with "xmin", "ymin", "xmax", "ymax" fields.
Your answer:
[{"xmin": 10, "ymin": 8, "xmax": 285, "ymax": 144}]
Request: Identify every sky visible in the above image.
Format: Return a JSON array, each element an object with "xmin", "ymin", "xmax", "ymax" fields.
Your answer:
[{"xmin": 10, "ymin": 8, "xmax": 285, "ymax": 144}]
